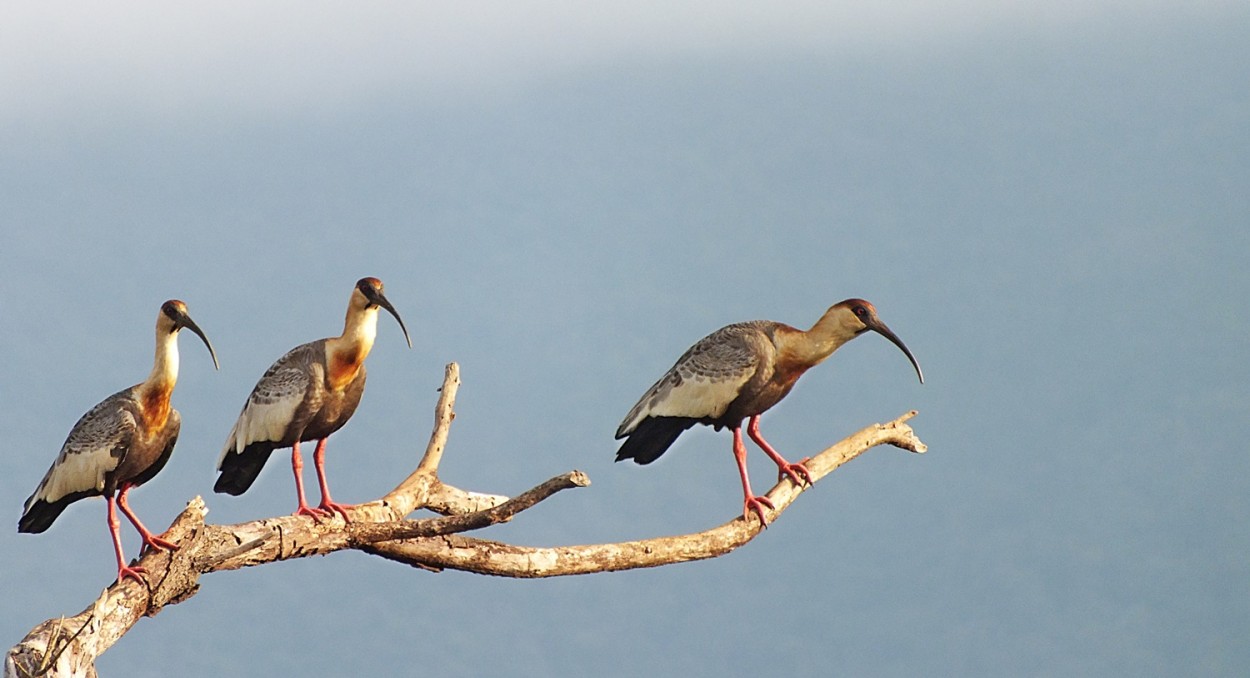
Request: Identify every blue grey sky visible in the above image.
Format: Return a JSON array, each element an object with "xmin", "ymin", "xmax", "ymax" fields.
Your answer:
[{"xmin": 2, "ymin": 2, "xmax": 1247, "ymax": 676}]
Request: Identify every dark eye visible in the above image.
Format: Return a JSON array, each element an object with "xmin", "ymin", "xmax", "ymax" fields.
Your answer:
[{"xmin": 854, "ymin": 306, "xmax": 867, "ymax": 317}]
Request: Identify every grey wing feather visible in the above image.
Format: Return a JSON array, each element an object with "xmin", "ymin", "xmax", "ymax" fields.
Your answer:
[
  {"xmin": 616, "ymin": 322, "xmax": 772, "ymax": 437},
  {"xmin": 26, "ymin": 389, "xmax": 138, "ymax": 508},
  {"xmin": 218, "ymin": 342, "xmax": 323, "ymax": 466}
]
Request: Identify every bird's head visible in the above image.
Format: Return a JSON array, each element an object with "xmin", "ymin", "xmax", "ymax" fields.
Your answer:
[
  {"xmin": 160, "ymin": 300, "xmax": 220, "ymax": 370},
  {"xmin": 834, "ymin": 298, "xmax": 923, "ymax": 384},
  {"xmin": 353, "ymin": 277, "xmax": 412, "ymax": 348}
]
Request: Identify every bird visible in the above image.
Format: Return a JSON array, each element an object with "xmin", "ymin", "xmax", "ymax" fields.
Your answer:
[
  {"xmin": 19, "ymin": 300, "xmax": 219, "ymax": 585},
  {"xmin": 615, "ymin": 299, "xmax": 923, "ymax": 525},
  {"xmin": 215, "ymin": 277, "xmax": 411, "ymax": 522}
]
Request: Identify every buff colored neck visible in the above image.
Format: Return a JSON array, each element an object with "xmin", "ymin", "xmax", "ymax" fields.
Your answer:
[
  {"xmin": 775, "ymin": 306, "xmax": 860, "ymax": 369},
  {"xmin": 325, "ymin": 301, "xmax": 379, "ymax": 388},
  {"xmin": 142, "ymin": 325, "xmax": 180, "ymax": 395},
  {"xmin": 136, "ymin": 325, "xmax": 180, "ymax": 429}
]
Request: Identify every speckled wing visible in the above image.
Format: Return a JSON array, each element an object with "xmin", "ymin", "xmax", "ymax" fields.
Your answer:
[
  {"xmin": 218, "ymin": 342, "xmax": 324, "ymax": 468},
  {"xmin": 24, "ymin": 389, "xmax": 137, "ymax": 510},
  {"xmin": 616, "ymin": 322, "xmax": 775, "ymax": 437}
]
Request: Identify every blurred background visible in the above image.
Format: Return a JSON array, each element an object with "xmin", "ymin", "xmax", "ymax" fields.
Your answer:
[{"xmin": 2, "ymin": 2, "xmax": 1247, "ymax": 675}]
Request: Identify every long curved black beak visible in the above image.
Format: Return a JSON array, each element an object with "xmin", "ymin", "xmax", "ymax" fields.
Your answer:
[
  {"xmin": 366, "ymin": 289, "xmax": 412, "ymax": 349},
  {"xmin": 178, "ymin": 314, "xmax": 220, "ymax": 370},
  {"xmin": 867, "ymin": 318, "xmax": 923, "ymax": 384}
]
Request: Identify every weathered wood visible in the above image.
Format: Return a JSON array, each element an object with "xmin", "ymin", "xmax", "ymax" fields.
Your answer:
[
  {"xmin": 6, "ymin": 361, "xmax": 927, "ymax": 678},
  {"xmin": 364, "ymin": 413, "xmax": 926, "ymax": 576}
]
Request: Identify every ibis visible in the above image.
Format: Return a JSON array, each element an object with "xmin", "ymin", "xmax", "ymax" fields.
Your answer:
[
  {"xmin": 18, "ymin": 300, "xmax": 219, "ymax": 584},
  {"xmin": 215, "ymin": 277, "xmax": 411, "ymax": 521},
  {"xmin": 615, "ymin": 299, "xmax": 923, "ymax": 525}
]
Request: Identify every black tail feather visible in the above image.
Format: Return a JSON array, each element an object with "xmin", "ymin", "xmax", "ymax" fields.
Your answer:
[
  {"xmin": 18, "ymin": 490, "xmax": 95, "ymax": 534},
  {"xmin": 615, "ymin": 417, "xmax": 695, "ymax": 465},
  {"xmin": 214, "ymin": 444, "xmax": 277, "ymax": 496}
]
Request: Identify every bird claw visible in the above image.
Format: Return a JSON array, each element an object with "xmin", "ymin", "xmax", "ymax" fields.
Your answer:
[
  {"xmin": 742, "ymin": 496, "xmax": 775, "ymax": 526},
  {"xmin": 141, "ymin": 533, "xmax": 180, "ymax": 553},
  {"xmin": 295, "ymin": 504, "xmax": 332, "ymax": 522},
  {"xmin": 777, "ymin": 458, "xmax": 813, "ymax": 486},
  {"xmin": 117, "ymin": 564, "xmax": 148, "ymax": 585},
  {"xmin": 317, "ymin": 500, "xmax": 355, "ymax": 523}
]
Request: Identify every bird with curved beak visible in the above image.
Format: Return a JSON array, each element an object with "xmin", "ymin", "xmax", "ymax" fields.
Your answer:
[
  {"xmin": 19, "ymin": 300, "xmax": 219, "ymax": 585},
  {"xmin": 215, "ymin": 277, "xmax": 411, "ymax": 522},
  {"xmin": 615, "ymin": 299, "xmax": 922, "ymax": 525}
]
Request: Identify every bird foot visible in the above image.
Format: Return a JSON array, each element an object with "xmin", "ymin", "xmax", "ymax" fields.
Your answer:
[
  {"xmin": 317, "ymin": 500, "xmax": 356, "ymax": 523},
  {"xmin": 742, "ymin": 496, "xmax": 775, "ymax": 526},
  {"xmin": 294, "ymin": 503, "xmax": 333, "ymax": 522},
  {"xmin": 776, "ymin": 458, "xmax": 813, "ymax": 486},
  {"xmin": 116, "ymin": 564, "xmax": 148, "ymax": 586},
  {"xmin": 140, "ymin": 532, "xmax": 180, "ymax": 553}
]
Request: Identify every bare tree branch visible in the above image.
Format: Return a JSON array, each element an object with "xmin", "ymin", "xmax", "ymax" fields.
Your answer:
[
  {"xmin": 6, "ymin": 362, "xmax": 927, "ymax": 678},
  {"xmin": 363, "ymin": 412, "xmax": 926, "ymax": 577}
]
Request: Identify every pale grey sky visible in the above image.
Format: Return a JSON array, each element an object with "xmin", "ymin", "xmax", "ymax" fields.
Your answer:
[
  {"xmin": 3, "ymin": 3, "xmax": 1247, "ymax": 676},
  {"xmin": 1, "ymin": 1, "xmax": 1236, "ymax": 117}
]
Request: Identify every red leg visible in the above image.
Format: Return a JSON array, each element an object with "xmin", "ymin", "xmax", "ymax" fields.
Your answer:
[
  {"xmin": 291, "ymin": 441, "xmax": 330, "ymax": 520},
  {"xmin": 733, "ymin": 426, "xmax": 774, "ymax": 525},
  {"xmin": 116, "ymin": 483, "xmax": 179, "ymax": 552},
  {"xmin": 107, "ymin": 494, "xmax": 146, "ymax": 585},
  {"xmin": 313, "ymin": 438, "xmax": 354, "ymax": 522},
  {"xmin": 747, "ymin": 415, "xmax": 813, "ymax": 486}
]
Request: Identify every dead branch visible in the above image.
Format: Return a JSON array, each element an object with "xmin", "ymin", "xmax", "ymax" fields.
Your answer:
[
  {"xmin": 363, "ymin": 412, "xmax": 926, "ymax": 576},
  {"xmin": 6, "ymin": 362, "xmax": 927, "ymax": 678}
]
